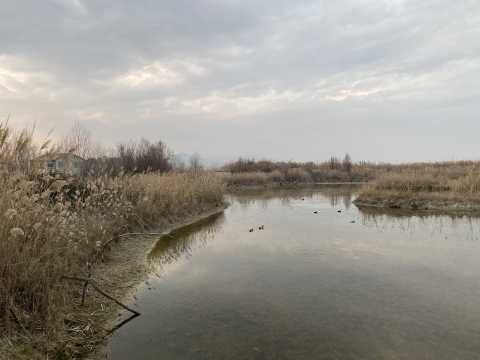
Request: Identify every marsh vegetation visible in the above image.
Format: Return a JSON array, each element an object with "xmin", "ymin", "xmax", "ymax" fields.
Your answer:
[
  {"xmin": 355, "ymin": 161, "xmax": 480, "ymax": 211},
  {"xmin": 223, "ymin": 156, "xmax": 379, "ymax": 188}
]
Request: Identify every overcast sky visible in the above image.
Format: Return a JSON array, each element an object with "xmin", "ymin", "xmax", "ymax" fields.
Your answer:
[{"xmin": 1, "ymin": 0, "xmax": 480, "ymax": 163}]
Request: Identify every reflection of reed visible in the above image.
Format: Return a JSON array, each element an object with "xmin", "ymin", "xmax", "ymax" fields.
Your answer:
[
  {"xmin": 358, "ymin": 207, "xmax": 480, "ymax": 241},
  {"xmin": 147, "ymin": 212, "xmax": 225, "ymax": 270},
  {"xmin": 343, "ymin": 194, "xmax": 352, "ymax": 210},
  {"xmin": 358, "ymin": 206, "xmax": 480, "ymax": 220},
  {"xmin": 231, "ymin": 186, "xmax": 358, "ymax": 210}
]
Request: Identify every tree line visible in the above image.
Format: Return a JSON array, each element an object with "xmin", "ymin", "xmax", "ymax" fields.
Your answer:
[{"xmin": 58, "ymin": 122, "xmax": 202, "ymax": 176}]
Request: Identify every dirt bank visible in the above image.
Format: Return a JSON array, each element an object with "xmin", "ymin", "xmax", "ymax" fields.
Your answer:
[{"xmin": 354, "ymin": 193, "xmax": 480, "ymax": 212}]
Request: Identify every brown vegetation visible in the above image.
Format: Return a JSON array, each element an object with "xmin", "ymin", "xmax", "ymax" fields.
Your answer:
[
  {"xmin": 355, "ymin": 162, "xmax": 480, "ymax": 211},
  {"xmin": 223, "ymin": 156, "xmax": 382, "ymax": 188}
]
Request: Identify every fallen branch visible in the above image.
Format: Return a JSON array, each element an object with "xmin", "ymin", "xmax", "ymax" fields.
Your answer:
[
  {"xmin": 105, "ymin": 313, "xmax": 141, "ymax": 336},
  {"xmin": 99, "ymin": 235, "xmax": 119, "ymax": 252},
  {"xmin": 119, "ymin": 232, "xmax": 166, "ymax": 237},
  {"xmin": 9, "ymin": 308, "xmax": 30, "ymax": 337},
  {"xmin": 81, "ymin": 263, "xmax": 92, "ymax": 306},
  {"xmin": 62, "ymin": 276, "xmax": 140, "ymax": 316}
]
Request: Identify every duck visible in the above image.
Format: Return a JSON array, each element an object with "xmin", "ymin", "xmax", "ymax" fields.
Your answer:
[
  {"xmin": 249, "ymin": 228, "xmax": 254, "ymax": 233},
  {"xmin": 337, "ymin": 210, "xmax": 342, "ymax": 213},
  {"xmin": 313, "ymin": 211, "xmax": 318, "ymax": 214},
  {"xmin": 258, "ymin": 225, "xmax": 265, "ymax": 230}
]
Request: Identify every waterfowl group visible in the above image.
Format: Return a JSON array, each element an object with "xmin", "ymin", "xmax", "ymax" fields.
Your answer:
[{"xmin": 249, "ymin": 225, "xmax": 265, "ymax": 232}]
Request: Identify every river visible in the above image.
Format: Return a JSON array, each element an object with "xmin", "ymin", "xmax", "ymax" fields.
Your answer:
[{"xmin": 108, "ymin": 187, "xmax": 480, "ymax": 359}]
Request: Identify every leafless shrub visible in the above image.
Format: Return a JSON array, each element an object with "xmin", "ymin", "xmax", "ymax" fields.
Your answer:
[
  {"xmin": 117, "ymin": 139, "xmax": 172, "ymax": 174},
  {"xmin": 60, "ymin": 121, "xmax": 95, "ymax": 159}
]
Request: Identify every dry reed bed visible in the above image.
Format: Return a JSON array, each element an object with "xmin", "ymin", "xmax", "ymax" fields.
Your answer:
[
  {"xmin": 0, "ymin": 171, "xmax": 224, "ymax": 358},
  {"xmin": 224, "ymin": 159, "xmax": 480, "ymax": 189},
  {"xmin": 224, "ymin": 169, "xmax": 306, "ymax": 187},
  {"xmin": 224, "ymin": 165, "xmax": 387, "ymax": 188},
  {"xmin": 224, "ymin": 168, "xmax": 375, "ymax": 188},
  {"xmin": 355, "ymin": 164, "xmax": 480, "ymax": 210}
]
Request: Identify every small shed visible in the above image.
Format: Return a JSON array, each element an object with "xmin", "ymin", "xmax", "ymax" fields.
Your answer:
[{"xmin": 31, "ymin": 153, "xmax": 85, "ymax": 177}]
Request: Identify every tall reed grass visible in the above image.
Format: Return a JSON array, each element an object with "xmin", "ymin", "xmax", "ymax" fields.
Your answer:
[
  {"xmin": 357, "ymin": 164, "xmax": 480, "ymax": 204},
  {"xmin": 224, "ymin": 158, "xmax": 480, "ymax": 188},
  {"xmin": 0, "ymin": 171, "xmax": 224, "ymax": 331}
]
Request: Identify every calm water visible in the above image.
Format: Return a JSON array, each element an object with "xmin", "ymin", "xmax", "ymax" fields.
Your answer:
[{"xmin": 109, "ymin": 187, "xmax": 480, "ymax": 360}]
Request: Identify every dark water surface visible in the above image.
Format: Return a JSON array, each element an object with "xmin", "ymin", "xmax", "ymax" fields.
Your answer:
[{"xmin": 109, "ymin": 187, "xmax": 480, "ymax": 360}]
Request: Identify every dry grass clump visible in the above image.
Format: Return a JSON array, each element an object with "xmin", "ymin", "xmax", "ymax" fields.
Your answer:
[
  {"xmin": 224, "ymin": 169, "xmax": 311, "ymax": 187},
  {"xmin": 364, "ymin": 168, "xmax": 480, "ymax": 195},
  {"xmin": 121, "ymin": 171, "xmax": 225, "ymax": 225},
  {"xmin": 0, "ymin": 176, "xmax": 79, "ymax": 329},
  {"xmin": 370, "ymin": 173, "xmax": 450, "ymax": 193},
  {"xmin": 357, "ymin": 164, "xmax": 480, "ymax": 208}
]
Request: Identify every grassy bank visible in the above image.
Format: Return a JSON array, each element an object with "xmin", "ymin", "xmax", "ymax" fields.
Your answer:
[{"xmin": 355, "ymin": 163, "xmax": 480, "ymax": 211}]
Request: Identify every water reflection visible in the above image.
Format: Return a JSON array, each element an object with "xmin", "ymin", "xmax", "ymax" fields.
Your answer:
[
  {"xmin": 148, "ymin": 212, "xmax": 225, "ymax": 269},
  {"xmin": 358, "ymin": 206, "xmax": 480, "ymax": 241},
  {"xmin": 327, "ymin": 190, "xmax": 353, "ymax": 210},
  {"xmin": 231, "ymin": 185, "xmax": 359, "ymax": 211}
]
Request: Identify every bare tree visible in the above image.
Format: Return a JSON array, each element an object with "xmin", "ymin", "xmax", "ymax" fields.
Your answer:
[
  {"xmin": 189, "ymin": 153, "xmax": 203, "ymax": 172},
  {"xmin": 329, "ymin": 156, "xmax": 340, "ymax": 170},
  {"xmin": 61, "ymin": 121, "xmax": 93, "ymax": 159},
  {"xmin": 117, "ymin": 139, "xmax": 172, "ymax": 174}
]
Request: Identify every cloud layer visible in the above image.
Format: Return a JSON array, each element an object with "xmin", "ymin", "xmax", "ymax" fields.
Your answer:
[{"xmin": 1, "ymin": 0, "xmax": 480, "ymax": 162}]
